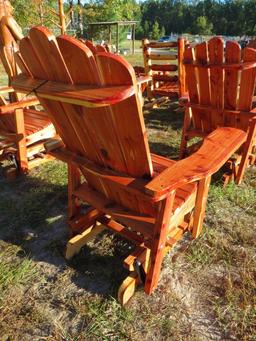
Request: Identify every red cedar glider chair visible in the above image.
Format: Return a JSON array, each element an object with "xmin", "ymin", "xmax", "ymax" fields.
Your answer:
[
  {"xmin": 12, "ymin": 27, "xmax": 247, "ymax": 304},
  {"xmin": 0, "ymin": 46, "xmax": 55, "ymax": 175},
  {"xmin": 179, "ymin": 37, "xmax": 256, "ymax": 184}
]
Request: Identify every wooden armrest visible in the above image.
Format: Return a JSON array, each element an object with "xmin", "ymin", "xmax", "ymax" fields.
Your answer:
[
  {"xmin": 12, "ymin": 74, "xmax": 45, "ymax": 94},
  {"xmin": 0, "ymin": 98, "xmax": 40, "ymax": 114},
  {"xmin": 37, "ymin": 82, "xmax": 135, "ymax": 108},
  {"xmin": 146, "ymin": 127, "xmax": 247, "ymax": 200},
  {"xmin": 0, "ymin": 86, "xmax": 15, "ymax": 94},
  {"xmin": 12, "ymin": 74, "xmax": 136, "ymax": 108}
]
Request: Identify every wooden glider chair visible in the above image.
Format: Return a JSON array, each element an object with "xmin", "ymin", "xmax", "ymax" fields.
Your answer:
[
  {"xmin": 179, "ymin": 37, "xmax": 256, "ymax": 184},
  {"xmin": 12, "ymin": 27, "xmax": 247, "ymax": 304},
  {"xmin": 142, "ymin": 38, "xmax": 187, "ymax": 102},
  {"xmin": 0, "ymin": 42, "xmax": 55, "ymax": 175}
]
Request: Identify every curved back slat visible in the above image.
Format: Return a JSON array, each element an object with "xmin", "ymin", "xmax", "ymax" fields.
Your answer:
[
  {"xmin": 224, "ymin": 41, "xmax": 241, "ymax": 110},
  {"xmin": 238, "ymin": 47, "xmax": 256, "ymax": 111},
  {"xmin": 85, "ymin": 40, "xmax": 97, "ymax": 55},
  {"xmin": 96, "ymin": 44, "xmax": 107, "ymax": 53},
  {"xmin": 57, "ymin": 36, "xmax": 100, "ymax": 85},
  {"xmin": 20, "ymin": 37, "xmax": 49, "ymax": 79},
  {"xmin": 29, "ymin": 27, "xmax": 72, "ymax": 83}
]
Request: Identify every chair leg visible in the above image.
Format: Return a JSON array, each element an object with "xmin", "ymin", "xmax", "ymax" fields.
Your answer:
[
  {"xmin": 179, "ymin": 133, "xmax": 188, "ymax": 160},
  {"xmin": 236, "ymin": 118, "xmax": 256, "ymax": 185},
  {"xmin": 144, "ymin": 192, "xmax": 175, "ymax": 295},
  {"xmin": 192, "ymin": 176, "xmax": 211, "ymax": 239},
  {"xmin": 179, "ymin": 107, "xmax": 192, "ymax": 159},
  {"xmin": 68, "ymin": 163, "xmax": 81, "ymax": 226},
  {"xmin": 14, "ymin": 108, "xmax": 28, "ymax": 173}
]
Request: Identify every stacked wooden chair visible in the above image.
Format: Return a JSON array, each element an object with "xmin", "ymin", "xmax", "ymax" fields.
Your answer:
[
  {"xmin": 142, "ymin": 38, "xmax": 187, "ymax": 101},
  {"xmin": 12, "ymin": 27, "xmax": 247, "ymax": 304},
  {"xmin": 81, "ymin": 38, "xmax": 150, "ymax": 93},
  {"xmin": 0, "ymin": 17, "xmax": 55, "ymax": 175},
  {"xmin": 180, "ymin": 37, "xmax": 256, "ymax": 184},
  {"xmin": 80, "ymin": 39, "xmax": 109, "ymax": 54}
]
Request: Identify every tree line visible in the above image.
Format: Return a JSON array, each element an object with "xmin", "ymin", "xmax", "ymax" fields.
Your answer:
[
  {"xmin": 137, "ymin": 0, "xmax": 256, "ymax": 39},
  {"xmin": 10, "ymin": 0, "xmax": 256, "ymax": 39}
]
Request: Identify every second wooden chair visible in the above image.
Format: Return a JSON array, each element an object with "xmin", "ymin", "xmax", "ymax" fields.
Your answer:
[
  {"xmin": 179, "ymin": 37, "xmax": 256, "ymax": 184},
  {"xmin": 142, "ymin": 38, "xmax": 187, "ymax": 100}
]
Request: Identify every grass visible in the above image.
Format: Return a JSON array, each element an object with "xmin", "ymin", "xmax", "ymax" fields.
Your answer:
[
  {"xmin": 0, "ymin": 60, "xmax": 256, "ymax": 340},
  {"xmin": 0, "ymin": 246, "xmax": 37, "ymax": 297}
]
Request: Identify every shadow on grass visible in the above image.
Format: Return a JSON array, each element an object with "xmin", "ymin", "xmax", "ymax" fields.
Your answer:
[
  {"xmin": 0, "ymin": 164, "xmax": 132, "ymax": 298},
  {"xmin": 149, "ymin": 141, "xmax": 180, "ymax": 158},
  {"xmin": 144, "ymin": 101, "xmax": 184, "ymax": 131}
]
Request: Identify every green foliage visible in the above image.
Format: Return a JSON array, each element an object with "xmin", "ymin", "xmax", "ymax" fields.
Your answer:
[
  {"xmin": 0, "ymin": 247, "xmax": 37, "ymax": 299},
  {"xmin": 144, "ymin": 20, "xmax": 150, "ymax": 37},
  {"xmin": 12, "ymin": 0, "xmax": 59, "ymax": 30},
  {"xmin": 191, "ymin": 16, "xmax": 213, "ymax": 35},
  {"xmin": 160, "ymin": 25, "xmax": 165, "ymax": 37},
  {"xmin": 151, "ymin": 21, "xmax": 160, "ymax": 40},
  {"xmin": 139, "ymin": 0, "xmax": 256, "ymax": 37},
  {"xmin": 10, "ymin": 0, "xmax": 256, "ymax": 37},
  {"xmin": 82, "ymin": 0, "xmax": 140, "ymax": 41},
  {"xmin": 11, "ymin": 0, "xmax": 39, "ymax": 28}
]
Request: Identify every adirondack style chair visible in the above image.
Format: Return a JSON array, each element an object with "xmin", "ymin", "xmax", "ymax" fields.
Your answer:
[
  {"xmin": 0, "ymin": 10, "xmax": 56, "ymax": 174},
  {"xmin": 12, "ymin": 27, "xmax": 247, "ymax": 304},
  {"xmin": 180, "ymin": 37, "xmax": 256, "ymax": 184},
  {"xmin": 142, "ymin": 38, "xmax": 187, "ymax": 100}
]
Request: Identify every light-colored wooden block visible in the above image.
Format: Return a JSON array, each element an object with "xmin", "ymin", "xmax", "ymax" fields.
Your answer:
[{"xmin": 65, "ymin": 223, "xmax": 105, "ymax": 260}]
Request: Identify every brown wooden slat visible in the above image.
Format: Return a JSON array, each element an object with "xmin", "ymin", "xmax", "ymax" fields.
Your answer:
[
  {"xmin": 148, "ymin": 54, "xmax": 177, "ymax": 61},
  {"xmin": 146, "ymin": 42, "xmax": 178, "ymax": 48},
  {"xmin": 224, "ymin": 41, "xmax": 241, "ymax": 111},
  {"xmin": 152, "ymin": 75, "xmax": 178, "ymax": 83},
  {"xmin": 19, "ymin": 37, "xmax": 49, "ymax": 79},
  {"xmin": 57, "ymin": 36, "xmax": 100, "ymax": 85},
  {"xmin": 208, "ymin": 37, "xmax": 224, "ymax": 128},
  {"xmin": 195, "ymin": 42, "xmax": 211, "ymax": 133},
  {"xmin": 238, "ymin": 47, "xmax": 256, "ymax": 111},
  {"xmin": 29, "ymin": 26, "xmax": 72, "ymax": 83},
  {"xmin": 85, "ymin": 40, "xmax": 97, "ymax": 55},
  {"xmin": 184, "ymin": 46, "xmax": 201, "ymax": 131},
  {"xmin": 151, "ymin": 64, "xmax": 178, "ymax": 72}
]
